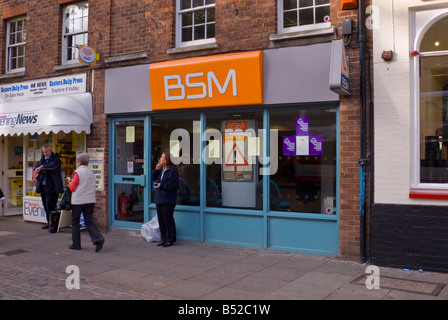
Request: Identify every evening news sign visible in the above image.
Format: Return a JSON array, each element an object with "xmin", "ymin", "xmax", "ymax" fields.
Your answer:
[
  {"xmin": 149, "ymin": 51, "xmax": 263, "ymax": 110},
  {"xmin": 23, "ymin": 197, "xmax": 47, "ymax": 223}
]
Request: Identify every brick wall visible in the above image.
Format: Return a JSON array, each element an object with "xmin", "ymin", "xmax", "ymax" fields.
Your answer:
[
  {"xmin": 0, "ymin": 0, "xmax": 373, "ymax": 261},
  {"xmin": 371, "ymin": 203, "xmax": 448, "ymax": 273}
]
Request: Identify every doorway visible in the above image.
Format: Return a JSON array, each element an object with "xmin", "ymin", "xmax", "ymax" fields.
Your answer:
[{"xmin": 110, "ymin": 118, "xmax": 148, "ymax": 229}]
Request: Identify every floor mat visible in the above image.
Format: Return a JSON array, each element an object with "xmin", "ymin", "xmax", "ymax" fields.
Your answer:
[{"xmin": 351, "ymin": 274, "xmax": 445, "ymax": 296}]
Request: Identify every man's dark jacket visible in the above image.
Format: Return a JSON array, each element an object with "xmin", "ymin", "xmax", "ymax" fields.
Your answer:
[{"xmin": 35, "ymin": 152, "xmax": 64, "ymax": 194}]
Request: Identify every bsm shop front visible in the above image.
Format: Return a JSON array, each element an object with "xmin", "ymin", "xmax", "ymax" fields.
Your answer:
[{"xmin": 105, "ymin": 41, "xmax": 348, "ymax": 256}]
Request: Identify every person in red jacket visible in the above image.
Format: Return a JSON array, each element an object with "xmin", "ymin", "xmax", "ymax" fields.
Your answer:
[{"xmin": 66, "ymin": 152, "xmax": 104, "ymax": 252}]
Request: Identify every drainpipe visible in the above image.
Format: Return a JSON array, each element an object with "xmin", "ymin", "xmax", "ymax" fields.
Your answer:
[{"xmin": 358, "ymin": 0, "xmax": 367, "ymax": 264}]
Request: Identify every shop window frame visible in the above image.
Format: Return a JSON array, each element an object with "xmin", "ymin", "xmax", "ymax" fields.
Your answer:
[
  {"xmin": 61, "ymin": 1, "xmax": 89, "ymax": 65},
  {"xmin": 6, "ymin": 16, "xmax": 26, "ymax": 74},
  {"xmin": 410, "ymin": 10, "xmax": 448, "ymax": 199}
]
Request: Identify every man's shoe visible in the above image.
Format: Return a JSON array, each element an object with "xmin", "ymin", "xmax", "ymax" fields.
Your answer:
[
  {"xmin": 95, "ymin": 239, "xmax": 105, "ymax": 253},
  {"xmin": 163, "ymin": 242, "xmax": 173, "ymax": 247},
  {"xmin": 69, "ymin": 245, "xmax": 81, "ymax": 250},
  {"xmin": 41, "ymin": 225, "xmax": 49, "ymax": 229},
  {"xmin": 157, "ymin": 242, "xmax": 166, "ymax": 247}
]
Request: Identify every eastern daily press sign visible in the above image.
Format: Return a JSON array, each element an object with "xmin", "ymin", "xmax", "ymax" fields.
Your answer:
[{"xmin": 0, "ymin": 74, "xmax": 86, "ymax": 102}]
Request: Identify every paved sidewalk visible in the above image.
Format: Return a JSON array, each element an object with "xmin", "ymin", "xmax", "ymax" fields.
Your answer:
[{"xmin": 1, "ymin": 216, "xmax": 448, "ymax": 300}]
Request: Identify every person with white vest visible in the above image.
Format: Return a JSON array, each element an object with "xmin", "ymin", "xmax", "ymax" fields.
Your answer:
[{"xmin": 66, "ymin": 153, "xmax": 105, "ymax": 252}]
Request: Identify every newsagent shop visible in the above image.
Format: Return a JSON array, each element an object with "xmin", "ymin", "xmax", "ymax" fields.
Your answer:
[
  {"xmin": 0, "ymin": 74, "xmax": 92, "ymax": 222},
  {"xmin": 105, "ymin": 42, "xmax": 350, "ymax": 256}
]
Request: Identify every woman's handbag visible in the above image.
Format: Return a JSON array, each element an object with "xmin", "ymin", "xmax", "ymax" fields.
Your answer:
[{"xmin": 58, "ymin": 187, "xmax": 72, "ymax": 211}]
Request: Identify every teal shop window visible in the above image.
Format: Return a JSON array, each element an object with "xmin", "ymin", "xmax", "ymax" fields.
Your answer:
[
  {"xmin": 270, "ymin": 108, "xmax": 337, "ymax": 214},
  {"xmin": 205, "ymin": 111, "xmax": 263, "ymax": 210},
  {"xmin": 151, "ymin": 115, "xmax": 200, "ymax": 205}
]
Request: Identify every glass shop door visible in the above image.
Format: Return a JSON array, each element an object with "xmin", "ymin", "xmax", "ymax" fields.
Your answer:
[{"xmin": 110, "ymin": 119, "xmax": 147, "ymax": 229}]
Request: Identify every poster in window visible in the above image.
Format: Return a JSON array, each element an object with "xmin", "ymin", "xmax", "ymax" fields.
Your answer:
[
  {"xmin": 309, "ymin": 136, "xmax": 323, "ymax": 155},
  {"xmin": 283, "ymin": 136, "xmax": 296, "ymax": 156},
  {"xmin": 222, "ymin": 134, "xmax": 252, "ymax": 181},
  {"xmin": 296, "ymin": 136, "xmax": 309, "ymax": 156},
  {"xmin": 296, "ymin": 116, "xmax": 309, "ymax": 136}
]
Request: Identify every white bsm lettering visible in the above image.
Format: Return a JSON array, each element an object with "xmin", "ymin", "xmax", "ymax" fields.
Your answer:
[{"xmin": 164, "ymin": 69, "xmax": 237, "ymax": 101}]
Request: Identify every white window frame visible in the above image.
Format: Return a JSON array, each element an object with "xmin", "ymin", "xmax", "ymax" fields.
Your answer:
[
  {"xmin": 176, "ymin": 0, "xmax": 216, "ymax": 48},
  {"xmin": 6, "ymin": 16, "xmax": 26, "ymax": 73},
  {"xmin": 62, "ymin": 1, "xmax": 89, "ymax": 65},
  {"xmin": 410, "ymin": 9, "xmax": 448, "ymax": 193},
  {"xmin": 277, "ymin": 0, "xmax": 331, "ymax": 34}
]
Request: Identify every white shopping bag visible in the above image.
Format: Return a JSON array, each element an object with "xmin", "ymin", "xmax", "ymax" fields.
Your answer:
[{"xmin": 141, "ymin": 216, "xmax": 161, "ymax": 242}]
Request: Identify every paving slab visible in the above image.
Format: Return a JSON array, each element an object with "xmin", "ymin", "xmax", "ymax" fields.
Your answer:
[{"xmin": 2, "ymin": 216, "xmax": 448, "ymax": 302}]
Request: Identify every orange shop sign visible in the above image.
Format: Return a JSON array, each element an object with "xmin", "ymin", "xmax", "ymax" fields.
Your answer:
[{"xmin": 149, "ymin": 51, "xmax": 263, "ymax": 110}]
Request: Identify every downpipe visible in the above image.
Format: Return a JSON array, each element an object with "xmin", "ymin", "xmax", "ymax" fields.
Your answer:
[{"xmin": 358, "ymin": 0, "xmax": 367, "ymax": 264}]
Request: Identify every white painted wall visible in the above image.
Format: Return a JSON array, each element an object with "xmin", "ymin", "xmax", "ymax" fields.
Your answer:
[{"xmin": 373, "ymin": 0, "xmax": 448, "ymax": 204}]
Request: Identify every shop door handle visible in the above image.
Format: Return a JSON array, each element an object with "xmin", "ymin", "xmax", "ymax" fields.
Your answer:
[{"xmin": 113, "ymin": 175, "xmax": 145, "ymax": 186}]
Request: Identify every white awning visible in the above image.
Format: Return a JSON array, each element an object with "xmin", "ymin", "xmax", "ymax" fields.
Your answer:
[{"xmin": 0, "ymin": 93, "xmax": 93, "ymax": 137}]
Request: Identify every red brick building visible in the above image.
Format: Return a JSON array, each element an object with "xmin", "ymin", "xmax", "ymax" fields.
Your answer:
[{"xmin": 0, "ymin": 0, "xmax": 372, "ymax": 262}]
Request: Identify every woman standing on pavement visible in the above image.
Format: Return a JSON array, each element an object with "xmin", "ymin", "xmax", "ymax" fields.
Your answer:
[
  {"xmin": 152, "ymin": 151, "xmax": 179, "ymax": 247},
  {"xmin": 66, "ymin": 153, "xmax": 105, "ymax": 252}
]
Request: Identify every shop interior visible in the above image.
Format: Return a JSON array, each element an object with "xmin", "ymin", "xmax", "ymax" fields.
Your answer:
[{"xmin": 1, "ymin": 131, "xmax": 85, "ymax": 217}]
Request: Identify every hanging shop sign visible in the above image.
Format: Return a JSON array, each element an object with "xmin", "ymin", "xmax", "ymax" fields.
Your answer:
[
  {"xmin": 329, "ymin": 40, "xmax": 351, "ymax": 95},
  {"xmin": 149, "ymin": 51, "xmax": 263, "ymax": 110},
  {"xmin": 0, "ymin": 74, "xmax": 87, "ymax": 102},
  {"xmin": 79, "ymin": 46, "xmax": 100, "ymax": 65}
]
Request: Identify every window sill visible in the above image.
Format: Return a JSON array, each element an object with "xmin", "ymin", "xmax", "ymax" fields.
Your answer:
[
  {"xmin": 270, "ymin": 26, "xmax": 336, "ymax": 41},
  {"xmin": 167, "ymin": 41, "xmax": 219, "ymax": 54},
  {"xmin": 409, "ymin": 189, "xmax": 448, "ymax": 200},
  {"xmin": 0, "ymin": 71, "xmax": 27, "ymax": 79},
  {"xmin": 105, "ymin": 51, "xmax": 148, "ymax": 64},
  {"xmin": 53, "ymin": 62, "xmax": 90, "ymax": 71}
]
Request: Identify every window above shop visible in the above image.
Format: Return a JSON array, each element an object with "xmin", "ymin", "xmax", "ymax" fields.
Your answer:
[
  {"xmin": 62, "ymin": 2, "xmax": 89, "ymax": 65},
  {"xmin": 176, "ymin": 0, "xmax": 216, "ymax": 48},
  {"xmin": 6, "ymin": 16, "xmax": 26, "ymax": 74},
  {"xmin": 275, "ymin": 0, "xmax": 332, "ymax": 37}
]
